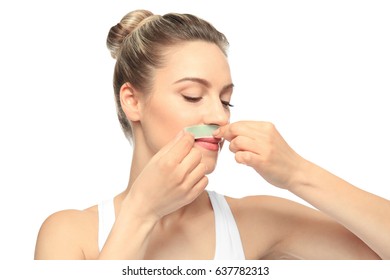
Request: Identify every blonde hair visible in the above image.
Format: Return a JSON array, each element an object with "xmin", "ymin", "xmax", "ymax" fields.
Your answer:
[{"xmin": 106, "ymin": 10, "xmax": 229, "ymax": 141}]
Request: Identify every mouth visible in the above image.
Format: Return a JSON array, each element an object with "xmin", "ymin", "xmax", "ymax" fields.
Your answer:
[
  {"xmin": 195, "ymin": 137, "xmax": 222, "ymax": 143},
  {"xmin": 194, "ymin": 137, "xmax": 222, "ymax": 151}
]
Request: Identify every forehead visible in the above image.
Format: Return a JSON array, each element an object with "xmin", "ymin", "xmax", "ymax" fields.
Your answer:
[{"xmin": 155, "ymin": 41, "xmax": 232, "ymax": 84}]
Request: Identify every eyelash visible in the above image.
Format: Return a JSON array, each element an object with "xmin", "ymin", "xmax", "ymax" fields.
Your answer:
[
  {"xmin": 183, "ymin": 96, "xmax": 202, "ymax": 103},
  {"xmin": 221, "ymin": 100, "xmax": 234, "ymax": 108},
  {"xmin": 183, "ymin": 96, "xmax": 234, "ymax": 108}
]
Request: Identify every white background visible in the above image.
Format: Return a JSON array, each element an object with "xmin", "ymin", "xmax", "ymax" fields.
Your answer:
[{"xmin": 0, "ymin": 0, "xmax": 389, "ymax": 268}]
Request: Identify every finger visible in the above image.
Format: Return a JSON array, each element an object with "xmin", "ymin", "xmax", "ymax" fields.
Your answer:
[
  {"xmin": 212, "ymin": 124, "xmax": 229, "ymax": 139},
  {"xmin": 179, "ymin": 148, "xmax": 203, "ymax": 175},
  {"xmin": 189, "ymin": 176, "xmax": 209, "ymax": 199},
  {"xmin": 235, "ymin": 151, "xmax": 261, "ymax": 167},
  {"xmin": 213, "ymin": 121, "xmax": 259, "ymax": 142},
  {"xmin": 184, "ymin": 162, "xmax": 208, "ymax": 192},
  {"xmin": 181, "ymin": 175, "xmax": 209, "ymax": 206},
  {"xmin": 166, "ymin": 131, "xmax": 195, "ymax": 163},
  {"xmin": 229, "ymin": 135, "xmax": 261, "ymax": 154}
]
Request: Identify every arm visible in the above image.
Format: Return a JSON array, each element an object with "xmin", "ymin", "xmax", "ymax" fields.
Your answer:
[
  {"xmin": 290, "ymin": 160, "xmax": 390, "ymax": 259},
  {"xmin": 215, "ymin": 121, "xmax": 390, "ymax": 259},
  {"xmin": 237, "ymin": 195, "xmax": 380, "ymax": 259}
]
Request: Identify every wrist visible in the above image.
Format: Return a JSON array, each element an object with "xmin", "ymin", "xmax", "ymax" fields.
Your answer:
[
  {"xmin": 98, "ymin": 195, "xmax": 159, "ymax": 260},
  {"xmin": 121, "ymin": 192, "xmax": 161, "ymax": 225},
  {"xmin": 288, "ymin": 157, "xmax": 317, "ymax": 193}
]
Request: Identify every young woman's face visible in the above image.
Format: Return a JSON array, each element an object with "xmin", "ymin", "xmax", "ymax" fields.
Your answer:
[{"xmin": 139, "ymin": 41, "xmax": 233, "ymax": 174}]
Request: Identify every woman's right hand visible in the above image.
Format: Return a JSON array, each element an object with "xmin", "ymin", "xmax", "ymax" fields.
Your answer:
[{"xmin": 125, "ymin": 130, "xmax": 208, "ymax": 220}]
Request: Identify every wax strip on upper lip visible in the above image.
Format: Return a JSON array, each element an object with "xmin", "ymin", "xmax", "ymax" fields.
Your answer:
[{"xmin": 184, "ymin": 124, "xmax": 220, "ymax": 139}]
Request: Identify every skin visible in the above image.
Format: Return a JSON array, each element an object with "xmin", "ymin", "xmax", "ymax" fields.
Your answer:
[{"xmin": 34, "ymin": 41, "xmax": 390, "ymax": 260}]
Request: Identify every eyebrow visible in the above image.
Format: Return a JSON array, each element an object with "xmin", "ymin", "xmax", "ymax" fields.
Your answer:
[{"xmin": 173, "ymin": 77, "xmax": 234, "ymax": 92}]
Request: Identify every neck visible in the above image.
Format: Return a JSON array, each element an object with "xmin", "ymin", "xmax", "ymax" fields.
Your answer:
[{"xmin": 121, "ymin": 133, "xmax": 155, "ymax": 199}]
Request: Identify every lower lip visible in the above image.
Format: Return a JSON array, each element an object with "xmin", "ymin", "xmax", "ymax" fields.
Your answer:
[{"xmin": 195, "ymin": 140, "xmax": 220, "ymax": 151}]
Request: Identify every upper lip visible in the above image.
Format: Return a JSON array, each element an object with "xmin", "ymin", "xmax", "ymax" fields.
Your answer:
[{"xmin": 195, "ymin": 137, "xmax": 222, "ymax": 144}]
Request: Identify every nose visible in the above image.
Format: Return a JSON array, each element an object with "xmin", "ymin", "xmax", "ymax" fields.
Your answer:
[{"xmin": 202, "ymin": 96, "xmax": 230, "ymax": 127}]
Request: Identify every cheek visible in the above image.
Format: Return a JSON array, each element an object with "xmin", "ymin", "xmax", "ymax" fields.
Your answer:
[{"xmin": 142, "ymin": 98, "xmax": 190, "ymax": 149}]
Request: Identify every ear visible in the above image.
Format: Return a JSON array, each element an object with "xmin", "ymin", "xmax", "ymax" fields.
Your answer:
[{"xmin": 119, "ymin": 83, "xmax": 142, "ymax": 122}]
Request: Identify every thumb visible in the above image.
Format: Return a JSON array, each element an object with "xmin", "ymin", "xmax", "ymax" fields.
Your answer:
[{"xmin": 212, "ymin": 124, "xmax": 232, "ymax": 141}]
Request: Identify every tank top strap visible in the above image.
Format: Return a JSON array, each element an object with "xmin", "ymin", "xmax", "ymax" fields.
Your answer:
[
  {"xmin": 207, "ymin": 190, "xmax": 246, "ymax": 260},
  {"xmin": 98, "ymin": 199, "xmax": 115, "ymax": 252}
]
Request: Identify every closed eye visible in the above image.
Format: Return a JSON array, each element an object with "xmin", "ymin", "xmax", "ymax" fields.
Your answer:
[
  {"xmin": 182, "ymin": 95, "xmax": 233, "ymax": 108},
  {"xmin": 183, "ymin": 95, "xmax": 202, "ymax": 103},
  {"xmin": 221, "ymin": 100, "xmax": 234, "ymax": 108}
]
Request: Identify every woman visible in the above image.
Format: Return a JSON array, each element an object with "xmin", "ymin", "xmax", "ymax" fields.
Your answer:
[{"xmin": 34, "ymin": 9, "xmax": 390, "ymax": 260}]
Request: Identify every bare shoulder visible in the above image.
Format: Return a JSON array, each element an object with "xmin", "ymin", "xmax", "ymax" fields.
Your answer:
[
  {"xmin": 34, "ymin": 206, "xmax": 99, "ymax": 260},
  {"xmin": 226, "ymin": 194, "xmax": 329, "ymax": 239},
  {"xmin": 226, "ymin": 194, "xmax": 315, "ymax": 218},
  {"xmin": 226, "ymin": 194, "xmax": 340, "ymax": 227}
]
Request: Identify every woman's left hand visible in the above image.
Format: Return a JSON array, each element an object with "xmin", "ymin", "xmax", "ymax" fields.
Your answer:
[{"xmin": 213, "ymin": 121, "xmax": 306, "ymax": 190}]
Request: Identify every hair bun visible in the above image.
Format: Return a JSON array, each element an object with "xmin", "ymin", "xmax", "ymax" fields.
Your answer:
[{"xmin": 107, "ymin": 9, "xmax": 154, "ymax": 59}]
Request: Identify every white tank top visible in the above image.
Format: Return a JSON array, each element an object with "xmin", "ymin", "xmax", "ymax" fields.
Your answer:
[{"xmin": 98, "ymin": 190, "xmax": 245, "ymax": 259}]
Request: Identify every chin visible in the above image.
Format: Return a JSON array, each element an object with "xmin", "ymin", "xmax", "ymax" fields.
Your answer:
[{"xmin": 203, "ymin": 157, "xmax": 218, "ymax": 175}]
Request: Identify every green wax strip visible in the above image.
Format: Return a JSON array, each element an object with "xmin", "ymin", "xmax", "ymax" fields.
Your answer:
[{"xmin": 184, "ymin": 125, "xmax": 219, "ymax": 139}]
